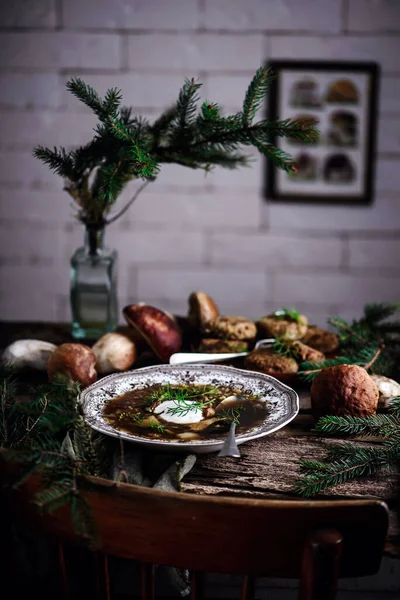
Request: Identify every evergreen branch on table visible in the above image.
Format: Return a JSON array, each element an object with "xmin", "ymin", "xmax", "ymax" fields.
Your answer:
[
  {"xmin": 360, "ymin": 302, "xmax": 400, "ymax": 327},
  {"xmin": 295, "ymin": 444, "xmax": 397, "ymax": 498},
  {"xmin": 312, "ymin": 414, "xmax": 399, "ymax": 438},
  {"xmin": 295, "ymin": 395, "xmax": 400, "ymax": 498},
  {"xmin": 389, "ymin": 396, "xmax": 400, "ymax": 418},
  {"xmin": 298, "ymin": 341, "xmax": 391, "ymax": 382},
  {"xmin": 0, "ymin": 369, "xmax": 105, "ymax": 546}
]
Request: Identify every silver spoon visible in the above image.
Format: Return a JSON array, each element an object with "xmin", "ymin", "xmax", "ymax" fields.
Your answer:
[
  {"xmin": 216, "ymin": 395, "xmax": 253, "ymax": 458},
  {"xmin": 169, "ymin": 338, "xmax": 275, "ymax": 365}
]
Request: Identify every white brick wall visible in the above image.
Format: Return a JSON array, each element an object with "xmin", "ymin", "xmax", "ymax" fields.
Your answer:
[{"xmin": 0, "ymin": 0, "xmax": 400, "ymax": 333}]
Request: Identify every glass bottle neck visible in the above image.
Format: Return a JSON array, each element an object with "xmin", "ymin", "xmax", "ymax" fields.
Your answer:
[{"xmin": 84, "ymin": 226, "xmax": 105, "ymax": 256}]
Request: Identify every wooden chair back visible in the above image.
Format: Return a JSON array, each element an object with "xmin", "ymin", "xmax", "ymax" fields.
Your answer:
[{"xmin": 1, "ymin": 472, "xmax": 389, "ymax": 600}]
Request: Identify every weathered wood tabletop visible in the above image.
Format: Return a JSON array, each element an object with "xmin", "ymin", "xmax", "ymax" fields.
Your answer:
[{"xmin": 1, "ymin": 322, "xmax": 399, "ymax": 558}]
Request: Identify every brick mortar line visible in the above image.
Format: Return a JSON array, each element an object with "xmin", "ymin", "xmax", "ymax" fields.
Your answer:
[
  {"xmin": 1, "ymin": 28, "xmax": 400, "ymax": 37},
  {"xmin": 2, "ymin": 67, "xmax": 400, "ymax": 77}
]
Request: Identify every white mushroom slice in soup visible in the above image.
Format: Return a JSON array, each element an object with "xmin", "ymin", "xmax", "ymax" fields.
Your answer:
[{"xmin": 154, "ymin": 400, "xmax": 203, "ymax": 424}]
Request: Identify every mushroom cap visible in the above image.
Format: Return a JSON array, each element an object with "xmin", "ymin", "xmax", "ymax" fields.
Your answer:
[
  {"xmin": 204, "ymin": 316, "xmax": 257, "ymax": 341},
  {"xmin": 47, "ymin": 343, "xmax": 97, "ymax": 387},
  {"xmin": 291, "ymin": 340, "xmax": 325, "ymax": 363},
  {"xmin": 256, "ymin": 314, "xmax": 308, "ymax": 340},
  {"xmin": 92, "ymin": 331, "xmax": 138, "ymax": 374},
  {"xmin": 311, "ymin": 364, "xmax": 379, "ymax": 420},
  {"xmin": 188, "ymin": 291, "xmax": 219, "ymax": 329},
  {"xmin": 123, "ymin": 304, "xmax": 182, "ymax": 362}
]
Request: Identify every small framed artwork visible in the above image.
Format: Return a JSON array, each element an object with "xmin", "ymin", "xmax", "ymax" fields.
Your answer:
[{"xmin": 266, "ymin": 60, "xmax": 379, "ymax": 204}]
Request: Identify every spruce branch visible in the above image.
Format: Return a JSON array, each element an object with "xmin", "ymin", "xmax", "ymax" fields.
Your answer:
[
  {"xmin": 243, "ymin": 66, "xmax": 275, "ymax": 125},
  {"xmin": 34, "ymin": 68, "xmax": 319, "ymax": 227}
]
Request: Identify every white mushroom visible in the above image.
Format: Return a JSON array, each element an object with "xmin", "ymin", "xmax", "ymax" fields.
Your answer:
[
  {"xmin": 370, "ymin": 374, "xmax": 400, "ymax": 408},
  {"xmin": 92, "ymin": 332, "xmax": 138, "ymax": 374},
  {"xmin": 2, "ymin": 339, "xmax": 57, "ymax": 371},
  {"xmin": 177, "ymin": 432, "xmax": 201, "ymax": 441},
  {"xmin": 214, "ymin": 395, "xmax": 252, "ymax": 415}
]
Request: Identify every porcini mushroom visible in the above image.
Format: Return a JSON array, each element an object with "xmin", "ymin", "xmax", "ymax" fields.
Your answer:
[
  {"xmin": 92, "ymin": 331, "xmax": 138, "ymax": 374},
  {"xmin": 123, "ymin": 304, "xmax": 182, "ymax": 362},
  {"xmin": 188, "ymin": 291, "xmax": 219, "ymax": 329},
  {"xmin": 47, "ymin": 343, "xmax": 97, "ymax": 387}
]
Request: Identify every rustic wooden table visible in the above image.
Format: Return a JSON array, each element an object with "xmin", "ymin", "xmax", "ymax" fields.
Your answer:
[{"xmin": 1, "ymin": 321, "xmax": 399, "ymax": 558}]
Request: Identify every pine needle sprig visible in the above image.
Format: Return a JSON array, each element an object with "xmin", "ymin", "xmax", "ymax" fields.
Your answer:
[
  {"xmin": 295, "ymin": 394, "xmax": 400, "ymax": 498},
  {"xmin": 0, "ymin": 370, "xmax": 104, "ymax": 546},
  {"xmin": 312, "ymin": 414, "xmax": 399, "ymax": 439},
  {"xmin": 295, "ymin": 444, "xmax": 397, "ymax": 498},
  {"xmin": 34, "ymin": 66, "xmax": 319, "ymax": 228},
  {"xmin": 242, "ymin": 66, "xmax": 275, "ymax": 125}
]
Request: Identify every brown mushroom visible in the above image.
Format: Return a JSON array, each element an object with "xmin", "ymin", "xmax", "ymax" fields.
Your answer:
[
  {"xmin": 188, "ymin": 291, "xmax": 219, "ymax": 329},
  {"xmin": 203, "ymin": 316, "xmax": 257, "ymax": 341},
  {"xmin": 123, "ymin": 304, "xmax": 182, "ymax": 362},
  {"xmin": 310, "ymin": 364, "xmax": 379, "ymax": 420},
  {"xmin": 47, "ymin": 343, "xmax": 97, "ymax": 387}
]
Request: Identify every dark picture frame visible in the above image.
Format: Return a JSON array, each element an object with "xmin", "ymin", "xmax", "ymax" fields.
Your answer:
[{"xmin": 265, "ymin": 60, "xmax": 379, "ymax": 205}]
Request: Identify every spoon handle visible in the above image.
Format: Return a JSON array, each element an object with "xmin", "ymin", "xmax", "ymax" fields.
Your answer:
[
  {"xmin": 218, "ymin": 422, "xmax": 241, "ymax": 458},
  {"xmin": 169, "ymin": 352, "xmax": 248, "ymax": 365}
]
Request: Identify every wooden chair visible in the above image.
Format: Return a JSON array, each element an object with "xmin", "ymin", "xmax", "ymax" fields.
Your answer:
[{"xmin": 0, "ymin": 472, "xmax": 389, "ymax": 600}]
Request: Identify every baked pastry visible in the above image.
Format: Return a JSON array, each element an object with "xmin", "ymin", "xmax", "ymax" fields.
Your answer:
[
  {"xmin": 188, "ymin": 291, "xmax": 219, "ymax": 329},
  {"xmin": 244, "ymin": 348, "xmax": 298, "ymax": 376},
  {"xmin": 198, "ymin": 339, "xmax": 249, "ymax": 353},
  {"xmin": 203, "ymin": 316, "xmax": 257, "ymax": 341},
  {"xmin": 256, "ymin": 313, "xmax": 308, "ymax": 340},
  {"xmin": 301, "ymin": 326, "xmax": 339, "ymax": 354},
  {"xmin": 290, "ymin": 340, "xmax": 325, "ymax": 363},
  {"xmin": 123, "ymin": 304, "xmax": 182, "ymax": 363}
]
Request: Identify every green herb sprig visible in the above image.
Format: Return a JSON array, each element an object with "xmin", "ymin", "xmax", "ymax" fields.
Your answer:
[{"xmin": 274, "ymin": 307, "xmax": 301, "ymax": 323}]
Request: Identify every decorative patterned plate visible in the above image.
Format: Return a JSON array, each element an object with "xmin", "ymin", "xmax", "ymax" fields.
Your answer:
[{"xmin": 80, "ymin": 364, "xmax": 299, "ymax": 454}]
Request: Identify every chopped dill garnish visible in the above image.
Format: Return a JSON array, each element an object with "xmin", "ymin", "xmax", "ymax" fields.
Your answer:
[
  {"xmin": 143, "ymin": 383, "xmax": 218, "ymax": 418},
  {"xmin": 274, "ymin": 307, "xmax": 301, "ymax": 323},
  {"xmin": 149, "ymin": 423, "xmax": 167, "ymax": 433},
  {"xmin": 217, "ymin": 406, "xmax": 245, "ymax": 425}
]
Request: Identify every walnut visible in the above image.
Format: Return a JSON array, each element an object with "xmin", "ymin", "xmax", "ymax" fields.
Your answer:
[{"xmin": 311, "ymin": 364, "xmax": 379, "ymax": 420}]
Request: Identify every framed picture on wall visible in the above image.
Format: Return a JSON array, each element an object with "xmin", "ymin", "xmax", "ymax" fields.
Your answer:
[{"xmin": 265, "ymin": 60, "xmax": 379, "ymax": 205}]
